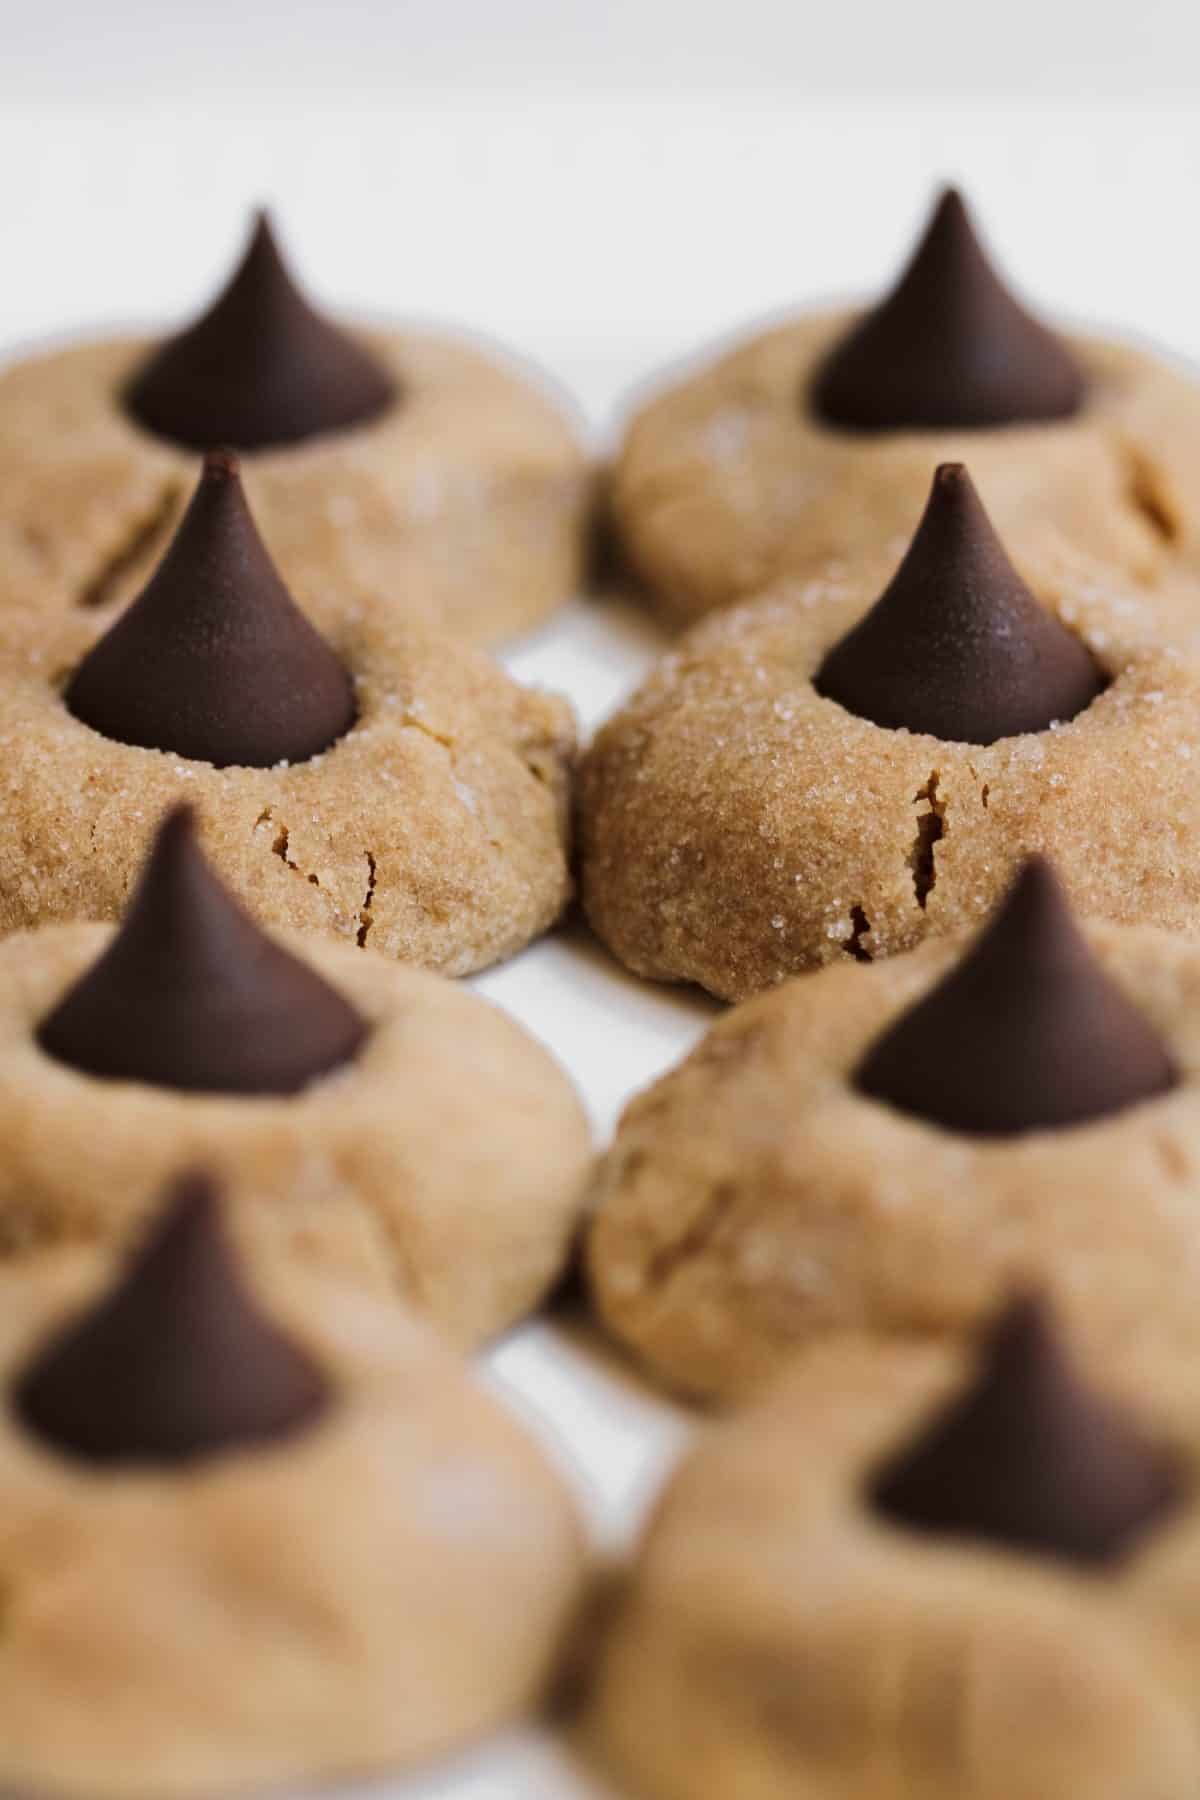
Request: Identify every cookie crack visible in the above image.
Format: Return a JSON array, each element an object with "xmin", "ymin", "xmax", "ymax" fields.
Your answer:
[
  {"xmin": 78, "ymin": 480, "xmax": 183, "ymax": 608},
  {"xmin": 257, "ymin": 810, "xmax": 321, "ymax": 888},
  {"xmin": 646, "ymin": 1180, "xmax": 736, "ymax": 1289},
  {"xmin": 910, "ymin": 772, "xmax": 945, "ymax": 910},
  {"xmin": 845, "ymin": 905, "xmax": 873, "ymax": 963},
  {"xmin": 356, "ymin": 852, "xmax": 377, "ymax": 948}
]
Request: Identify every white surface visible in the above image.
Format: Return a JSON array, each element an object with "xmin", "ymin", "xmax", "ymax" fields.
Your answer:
[{"xmin": 4, "ymin": 59, "xmax": 1200, "ymax": 1799}]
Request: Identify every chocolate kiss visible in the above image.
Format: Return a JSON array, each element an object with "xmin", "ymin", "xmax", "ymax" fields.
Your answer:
[
  {"xmin": 855, "ymin": 857, "xmax": 1178, "ymax": 1137},
  {"xmin": 37, "ymin": 805, "xmax": 368, "ymax": 1096},
  {"xmin": 66, "ymin": 452, "xmax": 356, "ymax": 769},
  {"xmin": 871, "ymin": 1293, "xmax": 1180, "ymax": 1564},
  {"xmin": 14, "ymin": 1172, "xmax": 329, "ymax": 1466},
  {"xmin": 125, "ymin": 210, "xmax": 395, "ymax": 451},
  {"xmin": 814, "ymin": 463, "xmax": 1104, "ymax": 744},
  {"xmin": 811, "ymin": 186, "xmax": 1085, "ymax": 431}
]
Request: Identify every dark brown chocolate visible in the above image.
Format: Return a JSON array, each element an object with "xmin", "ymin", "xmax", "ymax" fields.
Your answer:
[
  {"xmin": 855, "ymin": 857, "xmax": 1178, "ymax": 1136},
  {"xmin": 811, "ymin": 187, "xmax": 1085, "ymax": 432},
  {"xmin": 125, "ymin": 211, "xmax": 395, "ymax": 451},
  {"xmin": 66, "ymin": 452, "xmax": 356, "ymax": 769},
  {"xmin": 814, "ymin": 463, "xmax": 1104, "ymax": 744},
  {"xmin": 37, "ymin": 805, "xmax": 368, "ymax": 1096},
  {"xmin": 14, "ymin": 1172, "xmax": 329, "ymax": 1466},
  {"xmin": 871, "ymin": 1293, "xmax": 1180, "ymax": 1564}
]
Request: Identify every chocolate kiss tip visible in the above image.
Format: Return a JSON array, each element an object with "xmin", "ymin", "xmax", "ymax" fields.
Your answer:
[
  {"xmin": 13, "ymin": 1171, "xmax": 329, "ymax": 1467},
  {"xmin": 124, "ymin": 208, "xmax": 395, "ymax": 452},
  {"xmin": 870, "ymin": 1292, "xmax": 1180, "ymax": 1564},
  {"xmin": 65, "ymin": 454, "xmax": 357, "ymax": 769},
  {"xmin": 855, "ymin": 856, "xmax": 1178, "ymax": 1137},
  {"xmin": 37, "ymin": 805, "xmax": 368, "ymax": 1096},
  {"xmin": 811, "ymin": 184, "xmax": 1085, "ymax": 432},
  {"xmin": 814, "ymin": 462, "xmax": 1104, "ymax": 744}
]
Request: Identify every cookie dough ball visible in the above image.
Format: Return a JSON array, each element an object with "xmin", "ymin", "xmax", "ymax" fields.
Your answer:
[
  {"xmin": 0, "ymin": 455, "xmax": 575, "ymax": 976},
  {"xmin": 0, "ymin": 213, "xmax": 589, "ymax": 644},
  {"xmin": 587, "ymin": 861, "xmax": 1200, "ymax": 1402},
  {"xmin": 0, "ymin": 807, "xmax": 591, "ymax": 1344},
  {"xmin": 613, "ymin": 188, "xmax": 1200, "ymax": 626},
  {"xmin": 0, "ymin": 1177, "xmax": 585, "ymax": 1798},
  {"xmin": 584, "ymin": 1300, "xmax": 1200, "ymax": 1800},
  {"xmin": 580, "ymin": 465, "xmax": 1200, "ymax": 1001}
]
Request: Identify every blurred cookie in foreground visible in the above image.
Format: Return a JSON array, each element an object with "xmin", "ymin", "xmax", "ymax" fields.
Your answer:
[
  {"xmin": 588, "ymin": 860, "xmax": 1200, "ymax": 1402},
  {"xmin": 0, "ymin": 210, "xmax": 589, "ymax": 643},
  {"xmin": 0, "ymin": 807, "xmax": 591, "ymax": 1345},
  {"xmin": 612, "ymin": 186, "xmax": 1200, "ymax": 624},
  {"xmin": 583, "ymin": 1296, "xmax": 1200, "ymax": 1800},
  {"xmin": 580, "ymin": 465, "xmax": 1200, "ymax": 1000},
  {"xmin": 0, "ymin": 454, "xmax": 575, "ymax": 975},
  {"xmin": 0, "ymin": 1174, "xmax": 584, "ymax": 1798}
]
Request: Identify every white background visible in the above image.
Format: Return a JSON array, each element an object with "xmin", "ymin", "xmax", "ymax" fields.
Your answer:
[{"xmin": 2, "ymin": 4, "xmax": 1200, "ymax": 1795}]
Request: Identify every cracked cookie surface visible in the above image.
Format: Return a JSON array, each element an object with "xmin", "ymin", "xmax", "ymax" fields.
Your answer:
[
  {"xmin": 587, "ymin": 920, "xmax": 1200, "ymax": 1402},
  {"xmin": 583, "ymin": 1332, "xmax": 1200, "ymax": 1799},
  {"xmin": 0, "ymin": 1253, "xmax": 584, "ymax": 1799},
  {"xmin": 0, "ymin": 332, "xmax": 589, "ymax": 644},
  {"xmin": 578, "ymin": 555, "xmax": 1200, "ymax": 1001},
  {"xmin": 0, "ymin": 928, "xmax": 591, "ymax": 1342},
  {"xmin": 613, "ymin": 313, "xmax": 1200, "ymax": 625},
  {"xmin": 0, "ymin": 608, "xmax": 575, "ymax": 975}
]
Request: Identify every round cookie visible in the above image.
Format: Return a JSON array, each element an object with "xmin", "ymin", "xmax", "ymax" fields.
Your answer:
[
  {"xmin": 579, "ymin": 468, "xmax": 1200, "ymax": 1001},
  {"xmin": 0, "ymin": 1180, "xmax": 585, "ymax": 1799},
  {"xmin": 587, "ymin": 865, "xmax": 1200, "ymax": 1402},
  {"xmin": 0, "ymin": 214, "xmax": 589, "ymax": 644},
  {"xmin": 583, "ymin": 1305, "xmax": 1200, "ymax": 1800},
  {"xmin": 0, "ymin": 808, "xmax": 591, "ymax": 1345},
  {"xmin": 613, "ymin": 189, "xmax": 1200, "ymax": 626},
  {"xmin": 0, "ymin": 456, "xmax": 575, "ymax": 974}
]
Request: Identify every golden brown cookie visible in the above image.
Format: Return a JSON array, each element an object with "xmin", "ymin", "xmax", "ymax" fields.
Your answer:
[
  {"xmin": 0, "ymin": 911, "xmax": 591, "ymax": 1344},
  {"xmin": 579, "ymin": 506, "xmax": 1200, "ymax": 1002},
  {"xmin": 587, "ymin": 894, "xmax": 1200, "ymax": 1403},
  {"xmin": 0, "ymin": 1207, "xmax": 584, "ymax": 1798},
  {"xmin": 613, "ymin": 186, "xmax": 1200, "ymax": 629},
  {"xmin": 0, "ymin": 573, "xmax": 575, "ymax": 973},
  {"xmin": 0, "ymin": 273, "xmax": 589, "ymax": 645},
  {"xmin": 583, "ymin": 1316, "xmax": 1200, "ymax": 1800}
]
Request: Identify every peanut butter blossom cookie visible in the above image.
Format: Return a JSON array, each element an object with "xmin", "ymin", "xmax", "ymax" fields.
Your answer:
[
  {"xmin": 588, "ymin": 860, "xmax": 1200, "ymax": 1402},
  {"xmin": 0, "ymin": 211, "xmax": 588, "ymax": 642},
  {"xmin": 579, "ymin": 464, "xmax": 1200, "ymax": 1000},
  {"xmin": 0, "ymin": 1174, "xmax": 584, "ymax": 1798},
  {"xmin": 0, "ymin": 806, "xmax": 591, "ymax": 1342},
  {"xmin": 584, "ymin": 1295, "xmax": 1200, "ymax": 1800},
  {"xmin": 612, "ymin": 186, "xmax": 1200, "ymax": 624},
  {"xmin": 0, "ymin": 452, "xmax": 574, "ymax": 974}
]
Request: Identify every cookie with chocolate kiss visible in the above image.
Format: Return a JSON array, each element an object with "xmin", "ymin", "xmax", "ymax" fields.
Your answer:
[
  {"xmin": 812, "ymin": 187, "xmax": 1085, "ymax": 432},
  {"xmin": 587, "ymin": 874, "xmax": 1200, "ymax": 1404},
  {"xmin": 584, "ymin": 1319, "xmax": 1200, "ymax": 1800},
  {"xmin": 579, "ymin": 464, "xmax": 1200, "ymax": 1002},
  {"xmin": 38, "ymin": 804, "xmax": 368, "ymax": 1096},
  {"xmin": 15, "ymin": 1172, "xmax": 329, "ymax": 1465},
  {"xmin": 815, "ymin": 463, "xmax": 1104, "ymax": 744},
  {"xmin": 126, "ymin": 211, "xmax": 396, "ymax": 452},
  {"xmin": 609, "ymin": 183, "xmax": 1200, "ymax": 626},
  {"xmin": 0, "ymin": 1187, "xmax": 585, "ymax": 1798},
  {"xmin": 0, "ymin": 210, "xmax": 588, "ymax": 644},
  {"xmin": 66, "ymin": 452, "xmax": 356, "ymax": 768}
]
